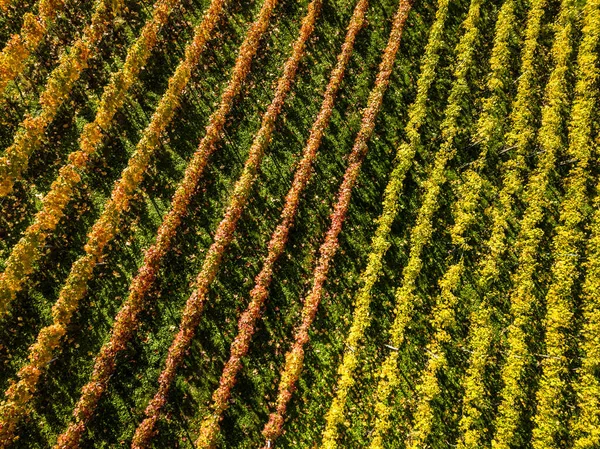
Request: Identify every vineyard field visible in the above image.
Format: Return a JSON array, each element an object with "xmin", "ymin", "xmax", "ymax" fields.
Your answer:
[{"xmin": 0, "ymin": 0, "xmax": 598, "ymax": 448}]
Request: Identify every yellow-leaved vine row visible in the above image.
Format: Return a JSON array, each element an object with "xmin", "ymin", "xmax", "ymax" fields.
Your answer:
[
  {"xmin": 531, "ymin": 1, "xmax": 599, "ymax": 447},
  {"xmin": 0, "ymin": 0, "xmax": 226, "ymax": 442},
  {"xmin": 0, "ymin": 0, "xmax": 181, "ymax": 319},
  {"xmin": 319, "ymin": 0, "xmax": 451, "ymax": 446},
  {"xmin": 129, "ymin": 0, "xmax": 318, "ymax": 446},
  {"xmin": 491, "ymin": 0, "xmax": 578, "ymax": 447},
  {"xmin": 405, "ymin": 0, "xmax": 521, "ymax": 446},
  {"xmin": 0, "ymin": 0, "xmax": 66, "ymax": 95},
  {"xmin": 456, "ymin": 0, "xmax": 547, "ymax": 445},
  {"xmin": 571, "ymin": 178, "xmax": 600, "ymax": 449},
  {"xmin": 196, "ymin": 0, "xmax": 369, "ymax": 447},
  {"xmin": 0, "ymin": 0, "xmax": 124, "ymax": 197},
  {"xmin": 260, "ymin": 1, "xmax": 413, "ymax": 447},
  {"xmin": 366, "ymin": 0, "xmax": 483, "ymax": 447}
]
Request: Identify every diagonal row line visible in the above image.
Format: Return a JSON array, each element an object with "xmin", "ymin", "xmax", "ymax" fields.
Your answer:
[
  {"xmin": 0, "ymin": 0, "xmax": 227, "ymax": 443},
  {"xmin": 404, "ymin": 0, "xmax": 521, "ymax": 447},
  {"xmin": 455, "ymin": 0, "xmax": 548, "ymax": 445},
  {"xmin": 318, "ymin": 0, "xmax": 451, "ymax": 446},
  {"xmin": 128, "ymin": 0, "xmax": 321, "ymax": 446},
  {"xmin": 364, "ymin": 0, "xmax": 484, "ymax": 446},
  {"xmin": 0, "ymin": 0, "xmax": 182, "ymax": 319},
  {"xmin": 491, "ymin": 0, "xmax": 580, "ymax": 447},
  {"xmin": 531, "ymin": 1, "xmax": 600, "ymax": 447},
  {"xmin": 0, "ymin": 0, "xmax": 125, "ymax": 197},
  {"xmin": 194, "ymin": 0, "xmax": 370, "ymax": 447},
  {"xmin": 259, "ymin": 1, "xmax": 414, "ymax": 446}
]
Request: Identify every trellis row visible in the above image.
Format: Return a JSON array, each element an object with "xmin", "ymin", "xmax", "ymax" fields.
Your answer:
[
  {"xmin": 195, "ymin": 0, "xmax": 369, "ymax": 447},
  {"xmin": 129, "ymin": 0, "xmax": 319, "ymax": 446},
  {"xmin": 0, "ymin": 0, "xmax": 181, "ymax": 319},
  {"xmin": 572, "ymin": 179, "xmax": 600, "ymax": 449},
  {"xmin": 319, "ymin": 0, "xmax": 450, "ymax": 445},
  {"xmin": 0, "ymin": 0, "xmax": 226, "ymax": 443},
  {"xmin": 259, "ymin": 1, "xmax": 413, "ymax": 446},
  {"xmin": 366, "ymin": 1, "xmax": 483, "ymax": 447},
  {"xmin": 0, "ymin": 0, "xmax": 66, "ymax": 95},
  {"xmin": 492, "ymin": 0, "xmax": 579, "ymax": 447},
  {"xmin": 0, "ymin": 0, "xmax": 125, "ymax": 197},
  {"xmin": 531, "ymin": 1, "xmax": 599, "ymax": 447},
  {"xmin": 50, "ymin": 0, "xmax": 235, "ymax": 443},
  {"xmin": 404, "ymin": 1, "xmax": 520, "ymax": 447},
  {"xmin": 456, "ymin": 0, "xmax": 548, "ymax": 446}
]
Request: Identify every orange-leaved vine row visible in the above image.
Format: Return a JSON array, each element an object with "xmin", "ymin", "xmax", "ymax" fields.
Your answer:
[
  {"xmin": 128, "ymin": 0, "xmax": 319, "ymax": 446},
  {"xmin": 0, "ymin": 0, "xmax": 66, "ymax": 95},
  {"xmin": 0, "ymin": 0, "xmax": 181, "ymax": 319},
  {"xmin": 195, "ymin": 0, "xmax": 369, "ymax": 447},
  {"xmin": 260, "ymin": 1, "xmax": 413, "ymax": 446},
  {"xmin": 491, "ymin": 0, "xmax": 578, "ymax": 447},
  {"xmin": 0, "ymin": 0, "xmax": 124, "ymax": 197},
  {"xmin": 0, "ymin": 0, "xmax": 225, "ymax": 443},
  {"xmin": 50, "ymin": 1, "xmax": 233, "ymax": 444},
  {"xmin": 319, "ymin": 0, "xmax": 451, "ymax": 446},
  {"xmin": 366, "ymin": 0, "xmax": 483, "ymax": 447}
]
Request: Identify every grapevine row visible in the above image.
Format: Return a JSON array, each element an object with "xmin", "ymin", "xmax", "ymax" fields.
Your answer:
[
  {"xmin": 531, "ymin": 1, "xmax": 600, "ymax": 447},
  {"xmin": 0, "ymin": 0, "xmax": 124, "ymax": 197},
  {"xmin": 0, "ymin": 0, "xmax": 66, "ymax": 95},
  {"xmin": 491, "ymin": 0, "xmax": 578, "ymax": 447},
  {"xmin": 195, "ymin": 0, "xmax": 369, "ymax": 447},
  {"xmin": 319, "ymin": 0, "xmax": 451, "ymax": 446},
  {"xmin": 571, "ymin": 180, "xmax": 600, "ymax": 449},
  {"xmin": 456, "ymin": 0, "xmax": 548, "ymax": 445},
  {"xmin": 0, "ymin": 0, "xmax": 181, "ymax": 319},
  {"xmin": 405, "ymin": 1, "xmax": 520, "ymax": 446},
  {"xmin": 50, "ymin": 2, "xmax": 235, "ymax": 445},
  {"xmin": 0, "ymin": 0, "xmax": 226, "ymax": 441},
  {"xmin": 366, "ymin": 0, "xmax": 483, "ymax": 447},
  {"xmin": 260, "ymin": 1, "xmax": 413, "ymax": 446},
  {"xmin": 129, "ymin": 1, "xmax": 318, "ymax": 446}
]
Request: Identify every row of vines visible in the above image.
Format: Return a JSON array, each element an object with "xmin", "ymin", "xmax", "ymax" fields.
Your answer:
[{"xmin": 0, "ymin": 0, "xmax": 598, "ymax": 447}]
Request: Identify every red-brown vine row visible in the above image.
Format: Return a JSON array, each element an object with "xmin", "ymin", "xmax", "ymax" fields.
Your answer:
[
  {"xmin": 195, "ymin": 1, "xmax": 369, "ymax": 446},
  {"xmin": 129, "ymin": 0, "xmax": 318, "ymax": 446},
  {"xmin": 259, "ymin": 1, "xmax": 413, "ymax": 446}
]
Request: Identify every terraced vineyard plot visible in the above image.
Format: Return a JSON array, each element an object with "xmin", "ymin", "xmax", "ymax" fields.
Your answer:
[{"xmin": 0, "ymin": 0, "xmax": 598, "ymax": 447}]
